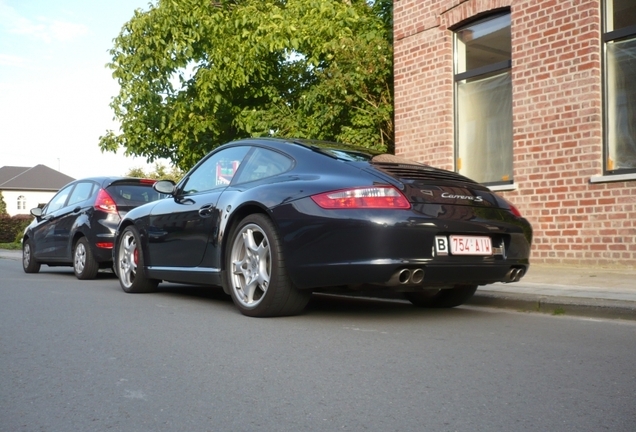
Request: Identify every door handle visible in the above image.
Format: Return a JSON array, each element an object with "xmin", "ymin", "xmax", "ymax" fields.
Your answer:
[{"xmin": 198, "ymin": 205, "xmax": 213, "ymax": 217}]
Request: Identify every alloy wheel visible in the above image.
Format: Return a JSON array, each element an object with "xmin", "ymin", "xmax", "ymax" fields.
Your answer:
[
  {"xmin": 229, "ymin": 223, "xmax": 271, "ymax": 308},
  {"xmin": 118, "ymin": 230, "xmax": 138, "ymax": 289},
  {"xmin": 23, "ymin": 243, "xmax": 31, "ymax": 268},
  {"xmin": 74, "ymin": 242, "xmax": 87, "ymax": 274}
]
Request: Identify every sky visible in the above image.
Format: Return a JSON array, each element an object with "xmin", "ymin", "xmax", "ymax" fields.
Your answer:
[{"xmin": 0, "ymin": 0, "xmax": 166, "ymax": 180}]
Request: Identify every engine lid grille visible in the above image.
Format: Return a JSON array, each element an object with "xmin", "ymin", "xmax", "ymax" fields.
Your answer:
[{"xmin": 371, "ymin": 162, "xmax": 479, "ymax": 185}]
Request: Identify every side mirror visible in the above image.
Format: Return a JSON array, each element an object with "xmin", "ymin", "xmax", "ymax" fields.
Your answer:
[
  {"xmin": 30, "ymin": 207, "xmax": 43, "ymax": 217},
  {"xmin": 154, "ymin": 180, "xmax": 176, "ymax": 195}
]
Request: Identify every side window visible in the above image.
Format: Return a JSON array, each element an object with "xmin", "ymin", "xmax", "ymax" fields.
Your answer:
[
  {"xmin": 67, "ymin": 182, "xmax": 95, "ymax": 206},
  {"xmin": 44, "ymin": 184, "xmax": 74, "ymax": 214},
  {"xmin": 181, "ymin": 146, "xmax": 250, "ymax": 195},
  {"xmin": 234, "ymin": 147, "xmax": 293, "ymax": 183},
  {"xmin": 454, "ymin": 12, "xmax": 512, "ymax": 185},
  {"xmin": 603, "ymin": 0, "xmax": 636, "ymax": 174}
]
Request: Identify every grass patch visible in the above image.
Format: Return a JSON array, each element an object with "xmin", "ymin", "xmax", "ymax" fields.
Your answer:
[
  {"xmin": 0, "ymin": 242, "xmax": 21, "ymax": 250},
  {"xmin": 552, "ymin": 307, "xmax": 566, "ymax": 316}
]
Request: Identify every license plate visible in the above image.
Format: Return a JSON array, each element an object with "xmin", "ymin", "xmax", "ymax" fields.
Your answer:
[
  {"xmin": 435, "ymin": 235, "xmax": 492, "ymax": 256},
  {"xmin": 450, "ymin": 235, "xmax": 492, "ymax": 255}
]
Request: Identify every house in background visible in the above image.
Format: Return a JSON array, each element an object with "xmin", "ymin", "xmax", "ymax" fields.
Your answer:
[
  {"xmin": 0, "ymin": 165, "xmax": 75, "ymax": 216},
  {"xmin": 393, "ymin": 0, "xmax": 636, "ymax": 267}
]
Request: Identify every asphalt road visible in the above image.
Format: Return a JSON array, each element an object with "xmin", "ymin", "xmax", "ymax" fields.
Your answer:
[{"xmin": 1, "ymin": 258, "xmax": 635, "ymax": 432}]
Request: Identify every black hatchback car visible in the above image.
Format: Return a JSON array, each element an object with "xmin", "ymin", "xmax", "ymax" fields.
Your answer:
[{"xmin": 22, "ymin": 177, "xmax": 164, "ymax": 279}]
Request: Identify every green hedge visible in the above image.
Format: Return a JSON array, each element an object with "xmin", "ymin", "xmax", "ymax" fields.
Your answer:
[{"xmin": 0, "ymin": 214, "xmax": 33, "ymax": 243}]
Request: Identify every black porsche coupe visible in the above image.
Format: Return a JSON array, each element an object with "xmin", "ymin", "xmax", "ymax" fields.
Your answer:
[{"xmin": 113, "ymin": 138, "xmax": 532, "ymax": 317}]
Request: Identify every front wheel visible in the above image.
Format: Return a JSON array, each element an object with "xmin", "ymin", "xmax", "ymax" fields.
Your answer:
[
  {"xmin": 22, "ymin": 238, "xmax": 41, "ymax": 273},
  {"xmin": 116, "ymin": 226, "xmax": 158, "ymax": 293},
  {"xmin": 405, "ymin": 285, "xmax": 478, "ymax": 308},
  {"xmin": 225, "ymin": 214, "xmax": 310, "ymax": 317}
]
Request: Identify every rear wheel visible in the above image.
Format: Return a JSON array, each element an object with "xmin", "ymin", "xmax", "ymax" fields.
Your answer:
[
  {"xmin": 225, "ymin": 214, "xmax": 310, "ymax": 317},
  {"xmin": 116, "ymin": 226, "xmax": 158, "ymax": 293},
  {"xmin": 73, "ymin": 237, "xmax": 99, "ymax": 280},
  {"xmin": 405, "ymin": 284, "xmax": 478, "ymax": 308},
  {"xmin": 22, "ymin": 239, "xmax": 41, "ymax": 273}
]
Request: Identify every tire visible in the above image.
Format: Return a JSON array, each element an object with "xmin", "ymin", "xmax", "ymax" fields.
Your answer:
[
  {"xmin": 405, "ymin": 284, "xmax": 478, "ymax": 308},
  {"xmin": 73, "ymin": 237, "xmax": 100, "ymax": 280},
  {"xmin": 22, "ymin": 238, "xmax": 41, "ymax": 273},
  {"xmin": 115, "ymin": 226, "xmax": 158, "ymax": 293},
  {"xmin": 225, "ymin": 214, "xmax": 310, "ymax": 317}
]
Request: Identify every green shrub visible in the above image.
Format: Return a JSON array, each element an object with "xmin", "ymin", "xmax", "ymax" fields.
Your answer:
[
  {"xmin": 0, "ymin": 214, "xmax": 33, "ymax": 243},
  {"xmin": 0, "ymin": 193, "xmax": 7, "ymax": 216}
]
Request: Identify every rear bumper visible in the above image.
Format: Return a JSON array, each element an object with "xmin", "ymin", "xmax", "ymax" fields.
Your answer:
[
  {"xmin": 272, "ymin": 199, "xmax": 532, "ymax": 290},
  {"xmin": 292, "ymin": 260, "xmax": 529, "ymax": 290}
]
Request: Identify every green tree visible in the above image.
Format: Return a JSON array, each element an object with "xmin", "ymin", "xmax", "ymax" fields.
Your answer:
[
  {"xmin": 125, "ymin": 163, "xmax": 183, "ymax": 182},
  {"xmin": 100, "ymin": 0, "xmax": 393, "ymax": 170},
  {"xmin": 0, "ymin": 193, "xmax": 7, "ymax": 216}
]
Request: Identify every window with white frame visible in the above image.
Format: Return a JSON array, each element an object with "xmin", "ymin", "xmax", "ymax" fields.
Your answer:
[
  {"xmin": 603, "ymin": 0, "xmax": 636, "ymax": 174},
  {"xmin": 17, "ymin": 195, "xmax": 26, "ymax": 210},
  {"xmin": 454, "ymin": 12, "xmax": 512, "ymax": 185}
]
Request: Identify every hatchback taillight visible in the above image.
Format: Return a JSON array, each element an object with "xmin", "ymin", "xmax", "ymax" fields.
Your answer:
[
  {"xmin": 311, "ymin": 186, "xmax": 411, "ymax": 209},
  {"xmin": 94, "ymin": 189, "xmax": 118, "ymax": 214}
]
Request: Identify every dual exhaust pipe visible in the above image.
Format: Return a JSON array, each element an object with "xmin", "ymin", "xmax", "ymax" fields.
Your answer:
[
  {"xmin": 387, "ymin": 266, "xmax": 525, "ymax": 286},
  {"xmin": 387, "ymin": 268, "xmax": 425, "ymax": 286},
  {"xmin": 504, "ymin": 267, "xmax": 525, "ymax": 283}
]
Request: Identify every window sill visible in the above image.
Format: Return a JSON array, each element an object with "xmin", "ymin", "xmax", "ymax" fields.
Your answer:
[
  {"xmin": 486, "ymin": 183, "xmax": 517, "ymax": 192},
  {"xmin": 589, "ymin": 173, "xmax": 636, "ymax": 184}
]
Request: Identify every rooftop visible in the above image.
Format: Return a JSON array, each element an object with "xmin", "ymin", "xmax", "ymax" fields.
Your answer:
[{"xmin": 0, "ymin": 165, "xmax": 75, "ymax": 191}]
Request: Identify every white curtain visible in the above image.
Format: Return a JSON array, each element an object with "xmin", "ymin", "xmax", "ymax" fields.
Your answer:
[{"xmin": 457, "ymin": 71, "xmax": 513, "ymax": 183}]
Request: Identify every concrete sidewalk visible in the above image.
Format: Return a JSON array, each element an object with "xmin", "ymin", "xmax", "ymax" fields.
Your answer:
[
  {"xmin": 471, "ymin": 263, "xmax": 636, "ymax": 321},
  {"xmin": 2, "ymin": 248, "xmax": 634, "ymax": 320}
]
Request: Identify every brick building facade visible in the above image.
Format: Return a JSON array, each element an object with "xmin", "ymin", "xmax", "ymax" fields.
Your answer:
[{"xmin": 393, "ymin": 0, "xmax": 636, "ymax": 267}]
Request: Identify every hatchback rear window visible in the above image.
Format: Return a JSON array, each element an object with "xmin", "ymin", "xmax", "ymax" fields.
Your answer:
[{"xmin": 106, "ymin": 184, "xmax": 164, "ymax": 205}]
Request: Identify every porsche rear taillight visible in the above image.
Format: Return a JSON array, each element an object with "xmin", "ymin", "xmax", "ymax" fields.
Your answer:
[
  {"xmin": 94, "ymin": 189, "xmax": 118, "ymax": 214},
  {"xmin": 501, "ymin": 197, "xmax": 523, "ymax": 218},
  {"xmin": 508, "ymin": 203, "xmax": 523, "ymax": 218},
  {"xmin": 311, "ymin": 186, "xmax": 411, "ymax": 209}
]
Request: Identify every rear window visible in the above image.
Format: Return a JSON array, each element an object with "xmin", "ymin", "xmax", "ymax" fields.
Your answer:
[
  {"xmin": 106, "ymin": 184, "xmax": 164, "ymax": 206},
  {"xmin": 314, "ymin": 148, "xmax": 374, "ymax": 162},
  {"xmin": 293, "ymin": 140, "xmax": 377, "ymax": 162}
]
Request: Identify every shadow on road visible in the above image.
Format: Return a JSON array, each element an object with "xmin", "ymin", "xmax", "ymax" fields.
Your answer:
[
  {"xmin": 150, "ymin": 285, "xmax": 489, "ymax": 319},
  {"xmin": 21, "ymin": 265, "xmax": 491, "ymax": 319},
  {"xmin": 305, "ymin": 293, "xmax": 487, "ymax": 319},
  {"xmin": 22, "ymin": 267, "xmax": 118, "ymax": 279},
  {"xmin": 156, "ymin": 283, "xmax": 232, "ymax": 304}
]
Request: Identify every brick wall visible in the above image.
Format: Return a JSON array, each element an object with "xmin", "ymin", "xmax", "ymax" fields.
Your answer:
[{"xmin": 394, "ymin": 0, "xmax": 636, "ymax": 267}]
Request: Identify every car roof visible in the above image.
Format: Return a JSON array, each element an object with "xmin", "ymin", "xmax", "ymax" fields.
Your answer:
[
  {"xmin": 65, "ymin": 177, "xmax": 157, "ymax": 188},
  {"xmin": 225, "ymin": 137, "xmax": 381, "ymax": 161}
]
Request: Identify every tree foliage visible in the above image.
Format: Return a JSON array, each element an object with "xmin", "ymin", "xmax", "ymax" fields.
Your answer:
[
  {"xmin": 0, "ymin": 193, "xmax": 7, "ymax": 216},
  {"xmin": 125, "ymin": 163, "xmax": 183, "ymax": 182},
  {"xmin": 100, "ymin": 0, "xmax": 393, "ymax": 170},
  {"xmin": 0, "ymin": 214, "xmax": 31, "ymax": 243}
]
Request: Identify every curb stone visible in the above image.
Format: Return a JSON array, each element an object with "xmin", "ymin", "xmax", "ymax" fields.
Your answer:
[{"xmin": 468, "ymin": 291, "xmax": 636, "ymax": 321}]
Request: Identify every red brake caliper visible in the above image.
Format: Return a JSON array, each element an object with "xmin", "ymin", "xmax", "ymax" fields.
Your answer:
[{"xmin": 133, "ymin": 248, "xmax": 139, "ymax": 266}]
